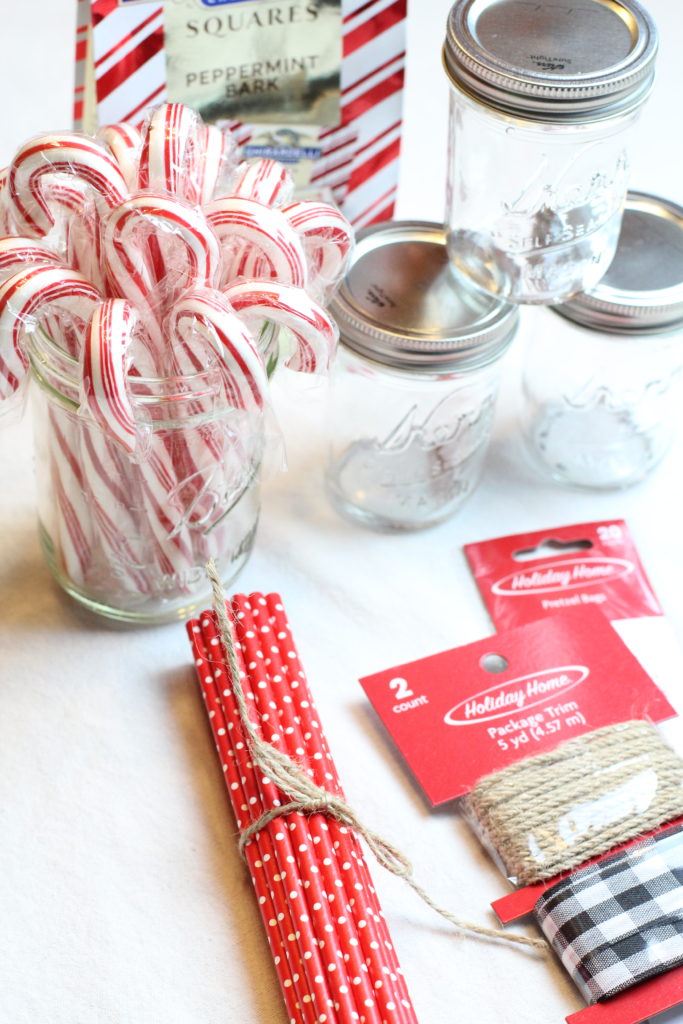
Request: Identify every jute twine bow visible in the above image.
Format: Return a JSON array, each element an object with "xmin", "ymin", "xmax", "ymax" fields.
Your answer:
[{"xmin": 206, "ymin": 560, "xmax": 545, "ymax": 954}]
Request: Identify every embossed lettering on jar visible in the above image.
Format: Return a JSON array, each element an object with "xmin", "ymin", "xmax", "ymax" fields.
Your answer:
[
  {"xmin": 521, "ymin": 192, "xmax": 683, "ymax": 489},
  {"xmin": 325, "ymin": 221, "xmax": 518, "ymax": 530},
  {"xmin": 443, "ymin": 0, "xmax": 658, "ymax": 305}
]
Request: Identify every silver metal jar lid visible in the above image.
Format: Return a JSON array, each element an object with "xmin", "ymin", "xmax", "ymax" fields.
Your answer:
[
  {"xmin": 443, "ymin": 0, "xmax": 657, "ymax": 122},
  {"xmin": 554, "ymin": 191, "xmax": 683, "ymax": 333},
  {"xmin": 328, "ymin": 220, "xmax": 519, "ymax": 371}
]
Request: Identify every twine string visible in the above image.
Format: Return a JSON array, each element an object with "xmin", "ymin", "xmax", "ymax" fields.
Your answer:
[
  {"xmin": 465, "ymin": 720, "xmax": 683, "ymax": 886},
  {"xmin": 207, "ymin": 560, "xmax": 545, "ymax": 954}
]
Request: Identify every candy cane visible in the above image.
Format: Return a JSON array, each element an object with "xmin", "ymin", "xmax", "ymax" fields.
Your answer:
[
  {"xmin": 0, "ymin": 236, "xmax": 65, "ymax": 279},
  {"xmin": 0, "ymin": 236, "xmax": 67, "ymax": 348},
  {"xmin": 281, "ymin": 200, "xmax": 354, "ymax": 294},
  {"xmin": 223, "ymin": 279, "xmax": 337, "ymax": 374},
  {"xmin": 206, "ymin": 196, "xmax": 307, "ymax": 289},
  {"xmin": 0, "ymin": 264, "xmax": 101, "ymax": 399},
  {"xmin": 229, "ymin": 159, "xmax": 294, "ymax": 208},
  {"xmin": 48, "ymin": 409, "xmax": 93, "ymax": 587},
  {"xmin": 137, "ymin": 103, "xmax": 200, "ymax": 202},
  {"xmin": 97, "ymin": 123, "xmax": 142, "ymax": 191},
  {"xmin": 103, "ymin": 192, "xmax": 221, "ymax": 363},
  {"xmin": 76, "ymin": 418, "xmax": 154, "ymax": 597},
  {"xmin": 6, "ymin": 133, "xmax": 128, "ymax": 238},
  {"xmin": 81, "ymin": 297, "xmax": 198, "ymax": 586},
  {"xmin": 169, "ymin": 290, "xmax": 268, "ymax": 410},
  {"xmin": 191, "ymin": 123, "xmax": 237, "ymax": 206},
  {"xmin": 81, "ymin": 299, "xmax": 138, "ymax": 454}
]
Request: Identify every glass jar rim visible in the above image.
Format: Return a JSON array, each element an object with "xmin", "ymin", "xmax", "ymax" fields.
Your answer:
[{"xmin": 27, "ymin": 320, "xmax": 279, "ymax": 410}]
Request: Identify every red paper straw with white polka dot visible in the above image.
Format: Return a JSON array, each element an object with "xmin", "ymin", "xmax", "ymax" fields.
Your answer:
[
  {"xmin": 188, "ymin": 594, "xmax": 419, "ymax": 1024},
  {"xmin": 247, "ymin": 594, "xmax": 415, "ymax": 1016},
  {"xmin": 195, "ymin": 614, "xmax": 372, "ymax": 1024},
  {"xmin": 190, "ymin": 620, "xmax": 329, "ymax": 1024},
  {"xmin": 231, "ymin": 594, "xmax": 391, "ymax": 1021}
]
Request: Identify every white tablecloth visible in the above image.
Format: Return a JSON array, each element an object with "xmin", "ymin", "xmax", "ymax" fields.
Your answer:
[{"xmin": 2, "ymin": 3, "xmax": 683, "ymax": 1022}]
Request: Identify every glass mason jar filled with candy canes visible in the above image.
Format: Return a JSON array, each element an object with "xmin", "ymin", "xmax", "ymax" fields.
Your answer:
[
  {"xmin": 0, "ymin": 105, "xmax": 351, "ymax": 622},
  {"xmin": 442, "ymin": 0, "xmax": 657, "ymax": 305},
  {"xmin": 325, "ymin": 221, "xmax": 519, "ymax": 530},
  {"xmin": 27, "ymin": 308, "xmax": 273, "ymax": 624}
]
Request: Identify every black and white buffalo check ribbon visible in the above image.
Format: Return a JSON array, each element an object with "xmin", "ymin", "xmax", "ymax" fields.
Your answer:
[{"xmin": 534, "ymin": 825, "xmax": 683, "ymax": 1003}]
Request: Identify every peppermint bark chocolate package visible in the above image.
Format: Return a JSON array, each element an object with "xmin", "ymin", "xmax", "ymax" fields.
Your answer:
[{"xmin": 74, "ymin": 0, "xmax": 407, "ymax": 227}]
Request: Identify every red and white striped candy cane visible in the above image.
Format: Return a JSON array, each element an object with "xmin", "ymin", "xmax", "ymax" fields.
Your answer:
[
  {"xmin": 206, "ymin": 196, "xmax": 307, "ymax": 289},
  {"xmin": 136, "ymin": 103, "xmax": 201, "ymax": 202},
  {"xmin": 223, "ymin": 279, "xmax": 337, "ymax": 374},
  {"xmin": 77, "ymin": 419, "xmax": 154, "ymax": 597},
  {"xmin": 6, "ymin": 133, "xmax": 128, "ymax": 238},
  {"xmin": 78, "ymin": 301, "xmax": 175, "ymax": 596},
  {"xmin": 0, "ymin": 236, "xmax": 65, "ymax": 280},
  {"xmin": 229, "ymin": 159, "xmax": 295, "ymax": 208},
  {"xmin": 191, "ymin": 123, "xmax": 238, "ymax": 207},
  {"xmin": 281, "ymin": 200, "xmax": 354, "ymax": 295},
  {"xmin": 97, "ymin": 123, "xmax": 142, "ymax": 191},
  {"xmin": 0, "ymin": 264, "xmax": 102, "ymax": 399},
  {"xmin": 81, "ymin": 299, "xmax": 139, "ymax": 454},
  {"xmin": 103, "ymin": 191, "xmax": 221, "ymax": 364},
  {"xmin": 169, "ymin": 289, "xmax": 268, "ymax": 410},
  {"xmin": 81, "ymin": 297, "xmax": 198, "ymax": 588},
  {"xmin": 48, "ymin": 409, "xmax": 93, "ymax": 588},
  {"xmin": 0, "ymin": 237, "xmax": 67, "ymax": 347}
]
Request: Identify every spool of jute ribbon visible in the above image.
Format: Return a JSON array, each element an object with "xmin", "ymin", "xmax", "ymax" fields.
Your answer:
[
  {"xmin": 464, "ymin": 720, "xmax": 683, "ymax": 885},
  {"xmin": 206, "ymin": 561, "xmax": 546, "ymax": 954},
  {"xmin": 534, "ymin": 823, "xmax": 683, "ymax": 1003}
]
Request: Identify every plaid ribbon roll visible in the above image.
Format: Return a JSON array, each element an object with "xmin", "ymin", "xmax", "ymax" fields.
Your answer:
[{"xmin": 534, "ymin": 825, "xmax": 683, "ymax": 1003}]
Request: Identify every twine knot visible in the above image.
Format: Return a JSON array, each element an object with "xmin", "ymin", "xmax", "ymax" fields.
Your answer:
[{"xmin": 207, "ymin": 559, "xmax": 545, "ymax": 954}]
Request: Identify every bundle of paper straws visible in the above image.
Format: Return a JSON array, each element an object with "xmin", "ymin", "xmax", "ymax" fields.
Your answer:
[
  {"xmin": 189, "ymin": 594, "xmax": 419, "ymax": 1024},
  {"xmin": 0, "ymin": 104, "xmax": 353, "ymax": 606}
]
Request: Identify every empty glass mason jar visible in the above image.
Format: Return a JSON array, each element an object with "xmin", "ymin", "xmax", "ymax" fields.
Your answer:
[
  {"xmin": 520, "ymin": 191, "xmax": 683, "ymax": 490},
  {"xmin": 443, "ymin": 0, "xmax": 658, "ymax": 305},
  {"xmin": 325, "ymin": 221, "xmax": 519, "ymax": 530},
  {"xmin": 28, "ymin": 322, "xmax": 271, "ymax": 624}
]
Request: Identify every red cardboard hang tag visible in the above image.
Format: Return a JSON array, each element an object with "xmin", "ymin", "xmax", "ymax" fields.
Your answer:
[
  {"xmin": 359, "ymin": 608, "xmax": 675, "ymax": 807},
  {"xmin": 464, "ymin": 520, "xmax": 662, "ymax": 632}
]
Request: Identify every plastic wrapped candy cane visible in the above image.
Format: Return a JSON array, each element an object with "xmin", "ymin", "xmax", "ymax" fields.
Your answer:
[
  {"xmin": 135, "ymin": 104, "xmax": 238, "ymax": 208},
  {"xmin": 169, "ymin": 289, "xmax": 268, "ymax": 410},
  {"xmin": 223, "ymin": 279, "xmax": 338, "ymax": 375},
  {"xmin": 6, "ymin": 133, "xmax": 128, "ymax": 240},
  {"xmin": 0, "ymin": 236, "xmax": 65, "ymax": 280},
  {"xmin": 81, "ymin": 298, "xmax": 140, "ymax": 455},
  {"xmin": 0, "ymin": 263, "xmax": 101, "ymax": 400},
  {"xmin": 193, "ymin": 123, "xmax": 238, "ymax": 206},
  {"xmin": 282, "ymin": 200, "xmax": 355, "ymax": 300},
  {"xmin": 229, "ymin": 158, "xmax": 295, "ymax": 208},
  {"xmin": 96, "ymin": 123, "xmax": 142, "ymax": 191},
  {"xmin": 206, "ymin": 196, "xmax": 307, "ymax": 288},
  {"xmin": 102, "ymin": 191, "xmax": 221, "ymax": 366}
]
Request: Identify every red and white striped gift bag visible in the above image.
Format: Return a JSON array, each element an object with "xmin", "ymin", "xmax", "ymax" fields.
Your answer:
[{"xmin": 73, "ymin": 0, "xmax": 407, "ymax": 226}]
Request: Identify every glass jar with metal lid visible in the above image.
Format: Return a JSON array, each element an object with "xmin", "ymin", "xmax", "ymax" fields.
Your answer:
[
  {"xmin": 443, "ymin": 0, "xmax": 658, "ymax": 305},
  {"xmin": 520, "ymin": 190, "xmax": 683, "ymax": 489},
  {"xmin": 325, "ymin": 221, "xmax": 519, "ymax": 530}
]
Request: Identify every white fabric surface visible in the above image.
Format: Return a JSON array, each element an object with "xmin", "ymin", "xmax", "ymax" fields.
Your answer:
[{"xmin": 1, "ymin": 2, "xmax": 683, "ymax": 1022}]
